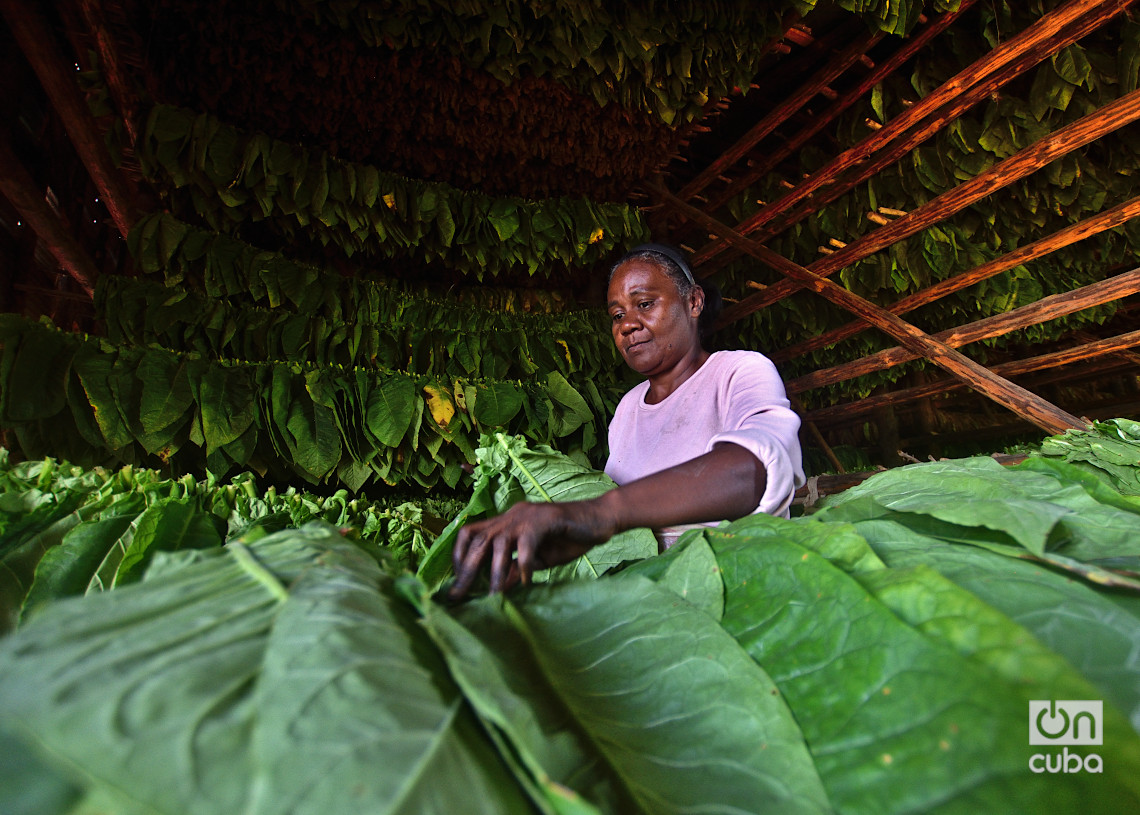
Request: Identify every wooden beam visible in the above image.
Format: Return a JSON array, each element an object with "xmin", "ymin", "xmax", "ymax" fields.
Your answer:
[
  {"xmin": 677, "ymin": 28, "xmax": 885, "ymax": 202},
  {"xmin": 700, "ymin": 2, "xmax": 976, "ymax": 220},
  {"xmin": 693, "ymin": 0, "xmax": 1138, "ymax": 268},
  {"xmin": 0, "ymin": 134, "xmax": 97, "ymax": 296},
  {"xmin": 651, "ymin": 181, "xmax": 1088, "ymax": 435},
  {"xmin": 0, "ymin": 0, "xmax": 137, "ymax": 238},
  {"xmin": 719, "ymin": 85, "xmax": 1140, "ymax": 325},
  {"xmin": 802, "ymin": 329, "xmax": 1140, "ymax": 424},
  {"xmin": 771, "ymin": 194, "xmax": 1140, "ymax": 362},
  {"xmin": 786, "ymin": 266, "xmax": 1140, "ymax": 393},
  {"xmin": 72, "ymin": 0, "xmax": 142, "ymax": 144}
]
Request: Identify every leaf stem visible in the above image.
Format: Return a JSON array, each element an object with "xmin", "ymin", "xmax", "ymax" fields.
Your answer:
[
  {"xmin": 228, "ymin": 541, "xmax": 289, "ymax": 602},
  {"xmin": 495, "ymin": 432, "xmax": 552, "ymax": 501}
]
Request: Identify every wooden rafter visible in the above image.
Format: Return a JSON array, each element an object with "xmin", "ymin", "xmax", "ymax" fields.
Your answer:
[
  {"xmin": 803, "ymin": 329, "xmax": 1140, "ymax": 424},
  {"xmin": 651, "ymin": 181, "xmax": 1088, "ymax": 435},
  {"xmin": 771, "ymin": 194, "xmax": 1140, "ymax": 363},
  {"xmin": 0, "ymin": 0, "xmax": 137, "ymax": 238},
  {"xmin": 0, "ymin": 133, "xmax": 97, "ymax": 296},
  {"xmin": 677, "ymin": 27, "xmax": 885, "ymax": 202},
  {"xmin": 785, "ymin": 266, "xmax": 1140, "ymax": 393},
  {"xmin": 72, "ymin": 0, "xmax": 144, "ymax": 145},
  {"xmin": 715, "ymin": 86, "xmax": 1140, "ymax": 326},
  {"xmin": 696, "ymin": 1, "xmax": 977, "ymax": 221},
  {"xmin": 691, "ymin": 0, "xmax": 1138, "ymax": 270}
]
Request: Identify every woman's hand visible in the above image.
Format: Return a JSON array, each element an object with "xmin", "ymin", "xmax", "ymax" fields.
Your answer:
[{"xmin": 449, "ymin": 499, "xmax": 616, "ymax": 598}]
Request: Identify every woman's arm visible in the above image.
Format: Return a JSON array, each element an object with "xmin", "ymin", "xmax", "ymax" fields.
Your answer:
[{"xmin": 449, "ymin": 441, "xmax": 766, "ymax": 597}]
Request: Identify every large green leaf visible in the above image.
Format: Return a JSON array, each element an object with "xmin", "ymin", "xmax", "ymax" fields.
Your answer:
[
  {"xmin": 853, "ymin": 517, "xmax": 1140, "ymax": 731},
  {"xmin": 430, "ymin": 575, "xmax": 832, "ymax": 815},
  {"xmin": 711, "ymin": 522, "xmax": 1140, "ymax": 814},
  {"xmin": 0, "ymin": 526, "xmax": 535, "ymax": 815}
]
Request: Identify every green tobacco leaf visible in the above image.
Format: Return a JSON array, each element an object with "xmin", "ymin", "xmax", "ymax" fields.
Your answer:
[
  {"xmin": 472, "ymin": 381, "xmax": 524, "ymax": 427},
  {"xmin": 199, "ymin": 364, "xmax": 256, "ymax": 450},
  {"xmin": 0, "ymin": 526, "xmax": 534, "ymax": 815},
  {"xmin": 435, "ymin": 576, "xmax": 831, "ymax": 815},
  {"xmin": 20, "ymin": 494, "xmax": 146, "ymax": 619},
  {"xmin": 113, "ymin": 498, "xmax": 225, "ymax": 587},
  {"xmin": 486, "ymin": 434, "xmax": 656, "ymax": 581},
  {"xmin": 615, "ymin": 532, "xmax": 723, "ymax": 619},
  {"xmin": 712, "ymin": 526, "xmax": 1140, "ymax": 814},
  {"xmin": 1, "ymin": 325, "xmax": 75, "ymax": 422},
  {"xmin": 251, "ymin": 534, "xmax": 534, "ymax": 814},
  {"xmin": 365, "ymin": 374, "xmax": 417, "ymax": 447},
  {"xmin": 856, "ymin": 518, "xmax": 1140, "ymax": 729}
]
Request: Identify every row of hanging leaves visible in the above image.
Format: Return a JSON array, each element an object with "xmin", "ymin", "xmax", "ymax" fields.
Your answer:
[
  {"xmin": 273, "ymin": 0, "xmax": 957, "ymax": 124},
  {"xmin": 712, "ymin": 12, "xmax": 1140, "ymax": 405},
  {"xmin": 116, "ymin": 213, "xmax": 627, "ymax": 386},
  {"xmin": 0, "ymin": 316, "xmax": 608, "ymax": 493},
  {"xmin": 136, "ymin": 105, "xmax": 649, "ymax": 279},
  {"xmin": 142, "ymin": 0, "xmax": 690, "ymax": 201}
]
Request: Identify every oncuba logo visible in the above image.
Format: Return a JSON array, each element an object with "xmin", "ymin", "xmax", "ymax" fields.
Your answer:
[{"xmin": 1029, "ymin": 700, "xmax": 1103, "ymax": 774}]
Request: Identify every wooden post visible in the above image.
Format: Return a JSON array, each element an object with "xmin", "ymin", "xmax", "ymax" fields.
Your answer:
[
  {"xmin": 694, "ymin": 0, "xmax": 1138, "ymax": 268},
  {"xmin": 0, "ymin": 0, "xmax": 137, "ymax": 238},
  {"xmin": 719, "ymin": 86, "xmax": 1140, "ymax": 324},
  {"xmin": 803, "ymin": 329, "xmax": 1140, "ymax": 424},
  {"xmin": 786, "ymin": 266, "xmax": 1140, "ymax": 392},
  {"xmin": 771, "ymin": 194, "xmax": 1140, "ymax": 362},
  {"xmin": 651, "ymin": 182, "xmax": 1088, "ymax": 435},
  {"xmin": 0, "ymin": 135, "xmax": 97, "ymax": 297}
]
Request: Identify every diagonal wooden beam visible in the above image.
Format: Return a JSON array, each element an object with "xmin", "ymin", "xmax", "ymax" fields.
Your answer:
[
  {"xmin": 0, "ymin": 133, "xmax": 97, "ymax": 296},
  {"xmin": 0, "ymin": 0, "xmax": 137, "ymax": 238},
  {"xmin": 771, "ymin": 194, "xmax": 1140, "ymax": 362},
  {"xmin": 699, "ymin": 2, "xmax": 977, "ymax": 220},
  {"xmin": 717, "ymin": 85, "xmax": 1140, "ymax": 325},
  {"xmin": 677, "ymin": 28, "xmax": 885, "ymax": 203},
  {"xmin": 785, "ymin": 266, "xmax": 1140, "ymax": 393},
  {"xmin": 692, "ymin": 0, "xmax": 1138, "ymax": 268},
  {"xmin": 651, "ymin": 181, "xmax": 1088, "ymax": 435},
  {"xmin": 802, "ymin": 328, "xmax": 1140, "ymax": 425}
]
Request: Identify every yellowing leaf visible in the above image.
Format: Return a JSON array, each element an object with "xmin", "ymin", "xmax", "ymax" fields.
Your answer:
[
  {"xmin": 423, "ymin": 385, "xmax": 455, "ymax": 430},
  {"xmin": 382, "ymin": 193, "xmax": 397, "ymax": 210},
  {"xmin": 556, "ymin": 340, "xmax": 572, "ymax": 366},
  {"xmin": 588, "ymin": 227, "xmax": 605, "ymax": 244}
]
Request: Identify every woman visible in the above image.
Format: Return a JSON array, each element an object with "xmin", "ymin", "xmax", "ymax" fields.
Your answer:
[{"xmin": 450, "ymin": 244, "xmax": 804, "ymax": 597}]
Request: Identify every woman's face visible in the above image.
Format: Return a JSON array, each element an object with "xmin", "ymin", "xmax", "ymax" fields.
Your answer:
[{"xmin": 607, "ymin": 259, "xmax": 703, "ymax": 378}]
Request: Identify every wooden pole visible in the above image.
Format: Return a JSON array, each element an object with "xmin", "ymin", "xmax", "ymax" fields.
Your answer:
[
  {"xmin": 0, "ymin": 135, "xmax": 97, "ymax": 297},
  {"xmin": 700, "ymin": 2, "xmax": 976, "ymax": 219},
  {"xmin": 718, "ymin": 86, "xmax": 1140, "ymax": 325},
  {"xmin": 73, "ymin": 0, "xmax": 142, "ymax": 145},
  {"xmin": 651, "ymin": 182, "xmax": 1088, "ymax": 435},
  {"xmin": 677, "ymin": 29, "xmax": 885, "ymax": 202},
  {"xmin": 785, "ymin": 266, "xmax": 1140, "ymax": 393},
  {"xmin": 693, "ymin": 0, "xmax": 1138, "ymax": 268},
  {"xmin": 771, "ymin": 194, "xmax": 1140, "ymax": 362},
  {"xmin": 0, "ymin": 0, "xmax": 137, "ymax": 238},
  {"xmin": 803, "ymin": 329, "xmax": 1140, "ymax": 424}
]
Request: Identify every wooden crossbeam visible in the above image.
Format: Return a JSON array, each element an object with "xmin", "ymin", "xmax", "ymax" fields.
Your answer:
[
  {"xmin": 651, "ymin": 182, "xmax": 1088, "ymax": 435},
  {"xmin": 693, "ymin": 0, "xmax": 1137, "ymax": 269},
  {"xmin": 717, "ymin": 85, "xmax": 1140, "ymax": 326},
  {"xmin": 677, "ymin": 28, "xmax": 885, "ymax": 202},
  {"xmin": 803, "ymin": 329, "xmax": 1140, "ymax": 424},
  {"xmin": 786, "ymin": 266, "xmax": 1140, "ymax": 393},
  {"xmin": 0, "ymin": 0, "xmax": 137, "ymax": 238},
  {"xmin": 0, "ymin": 134, "xmax": 97, "ymax": 296},
  {"xmin": 772, "ymin": 194, "xmax": 1140, "ymax": 362},
  {"xmin": 699, "ymin": 2, "xmax": 976, "ymax": 220}
]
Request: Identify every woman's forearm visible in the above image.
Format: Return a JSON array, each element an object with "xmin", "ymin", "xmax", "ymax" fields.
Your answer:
[{"xmin": 594, "ymin": 442, "xmax": 767, "ymax": 536}]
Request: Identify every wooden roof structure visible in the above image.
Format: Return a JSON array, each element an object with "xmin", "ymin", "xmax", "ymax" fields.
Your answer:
[{"xmin": 2, "ymin": 0, "xmax": 1139, "ymax": 477}]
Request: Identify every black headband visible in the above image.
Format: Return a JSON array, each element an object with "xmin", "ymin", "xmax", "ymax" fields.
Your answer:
[{"xmin": 621, "ymin": 243, "xmax": 696, "ymax": 285}]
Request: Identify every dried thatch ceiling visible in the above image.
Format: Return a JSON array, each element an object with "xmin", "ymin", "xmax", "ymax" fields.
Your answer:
[{"xmin": 2, "ymin": 0, "xmax": 1139, "ymax": 474}]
